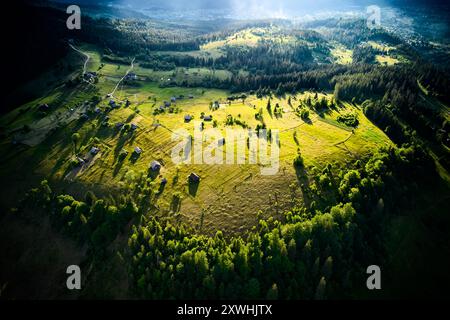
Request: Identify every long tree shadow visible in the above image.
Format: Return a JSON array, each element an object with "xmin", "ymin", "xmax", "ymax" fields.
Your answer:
[
  {"xmin": 113, "ymin": 157, "xmax": 125, "ymax": 177},
  {"xmin": 129, "ymin": 152, "xmax": 141, "ymax": 164},
  {"xmin": 113, "ymin": 131, "xmax": 131, "ymax": 160},
  {"xmin": 294, "ymin": 164, "xmax": 312, "ymax": 209},
  {"xmin": 157, "ymin": 182, "xmax": 166, "ymax": 195},
  {"xmin": 171, "ymin": 194, "xmax": 182, "ymax": 212},
  {"xmin": 188, "ymin": 181, "xmax": 199, "ymax": 197}
]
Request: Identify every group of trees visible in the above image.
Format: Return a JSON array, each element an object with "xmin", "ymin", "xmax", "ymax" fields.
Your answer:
[
  {"xmin": 126, "ymin": 143, "xmax": 437, "ymax": 299},
  {"xmin": 20, "ymin": 182, "xmax": 138, "ymax": 254},
  {"xmin": 15, "ymin": 128, "xmax": 439, "ymax": 300}
]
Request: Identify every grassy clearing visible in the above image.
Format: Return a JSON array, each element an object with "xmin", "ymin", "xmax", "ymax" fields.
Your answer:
[
  {"xmin": 0, "ymin": 79, "xmax": 393, "ymax": 235},
  {"xmin": 367, "ymin": 41, "xmax": 396, "ymax": 53},
  {"xmin": 376, "ymin": 54, "xmax": 400, "ymax": 66},
  {"xmin": 0, "ymin": 43, "xmax": 394, "ymax": 235},
  {"xmin": 330, "ymin": 45, "xmax": 353, "ymax": 64}
]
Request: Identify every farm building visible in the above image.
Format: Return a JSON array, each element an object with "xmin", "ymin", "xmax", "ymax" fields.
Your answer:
[
  {"xmin": 90, "ymin": 147, "xmax": 100, "ymax": 155},
  {"xmin": 189, "ymin": 173, "xmax": 200, "ymax": 183},
  {"xmin": 84, "ymin": 72, "xmax": 97, "ymax": 81},
  {"xmin": 38, "ymin": 104, "xmax": 50, "ymax": 111},
  {"xmin": 125, "ymin": 73, "xmax": 137, "ymax": 81},
  {"xmin": 150, "ymin": 160, "xmax": 162, "ymax": 171}
]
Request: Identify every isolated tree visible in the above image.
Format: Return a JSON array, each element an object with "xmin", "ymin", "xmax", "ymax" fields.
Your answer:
[
  {"xmin": 334, "ymin": 83, "xmax": 341, "ymax": 102},
  {"xmin": 266, "ymin": 99, "xmax": 272, "ymax": 115},
  {"xmin": 71, "ymin": 132, "xmax": 80, "ymax": 153},
  {"xmin": 266, "ymin": 283, "xmax": 279, "ymax": 300},
  {"xmin": 315, "ymin": 277, "xmax": 327, "ymax": 300}
]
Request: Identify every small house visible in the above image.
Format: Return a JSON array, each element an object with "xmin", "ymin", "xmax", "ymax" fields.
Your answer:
[
  {"xmin": 161, "ymin": 177, "xmax": 167, "ymax": 185},
  {"xmin": 84, "ymin": 72, "xmax": 97, "ymax": 81},
  {"xmin": 188, "ymin": 94, "xmax": 194, "ymax": 99},
  {"xmin": 38, "ymin": 104, "xmax": 50, "ymax": 111},
  {"xmin": 150, "ymin": 160, "xmax": 162, "ymax": 171},
  {"xmin": 109, "ymin": 100, "xmax": 116, "ymax": 108},
  {"xmin": 204, "ymin": 115, "xmax": 213, "ymax": 121},
  {"xmin": 90, "ymin": 147, "xmax": 100, "ymax": 155},
  {"xmin": 164, "ymin": 101, "xmax": 171, "ymax": 107},
  {"xmin": 134, "ymin": 147, "xmax": 142, "ymax": 155},
  {"xmin": 189, "ymin": 172, "xmax": 200, "ymax": 183},
  {"xmin": 131, "ymin": 123, "xmax": 138, "ymax": 130},
  {"xmin": 126, "ymin": 73, "xmax": 137, "ymax": 81},
  {"xmin": 116, "ymin": 122, "xmax": 124, "ymax": 129},
  {"xmin": 171, "ymin": 97, "xmax": 177, "ymax": 103},
  {"xmin": 184, "ymin": 115, "xmax": 193, "ymax": 122}
]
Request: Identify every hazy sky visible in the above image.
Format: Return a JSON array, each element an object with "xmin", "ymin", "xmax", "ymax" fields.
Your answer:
[
  {"xmin": 52, "ymin": 0, "xmax": 444, "ymax": 10},
  {"xmin": 50, "ymin": 0, "xmax": 449, "ymax": 20}
]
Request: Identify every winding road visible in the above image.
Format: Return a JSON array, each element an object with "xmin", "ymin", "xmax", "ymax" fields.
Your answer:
[
  {"xmin": 108, "ymin": 57, "xmax": 136, "ymax": 98},
  {"xmin": 69, "ymin": 43, "xmax": 90, "ymax": 75}
]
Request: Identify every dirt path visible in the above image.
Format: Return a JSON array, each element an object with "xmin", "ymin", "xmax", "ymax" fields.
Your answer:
[
  {"xmin": 69, "ymin": 43, "xmax": 90, "ymax": 75},
  {"xmin": 69, "ymin": 43, "xmax": 96, "ymax": 86},
  {"xmin": 109, "ymin": 58, "xmax": 135, "ymax": 98}
]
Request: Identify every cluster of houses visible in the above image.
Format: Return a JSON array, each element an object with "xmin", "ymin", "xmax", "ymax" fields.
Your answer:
[
  {"xmin": 149, "ymin": 159, "xmax": 199, "ymax": 184},
  {"xmin": 82, "ymin": 147, "xmax": 200, "ymax": 188},
  {"xmin": 84, "ymin": 72, "xmax": 97, "ymax": 82},
  {"xmin": 184, "ymin": 114, "xmax": 213, "ymax": 123},
  {"xmin": 115, "ymin": 122, "xmax": 139, "ymax": 131},
  {"xmin": 124, "ymin": 73, "xmax": 138, "ymax": 81}
]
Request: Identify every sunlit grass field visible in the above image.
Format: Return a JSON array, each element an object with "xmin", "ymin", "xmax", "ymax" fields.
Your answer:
[{"xmin": 0, "ymin": 47, "xmax": 393, "ymax": 234}]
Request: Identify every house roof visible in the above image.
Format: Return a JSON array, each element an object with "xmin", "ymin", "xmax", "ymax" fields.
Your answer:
[
  {"xmin": 189, "ymin": 172, "xmax": 200, "ymax": 181},
  {"xmin": 150, "ymin": 160, "xmax": 162, "ymax": 170}
]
